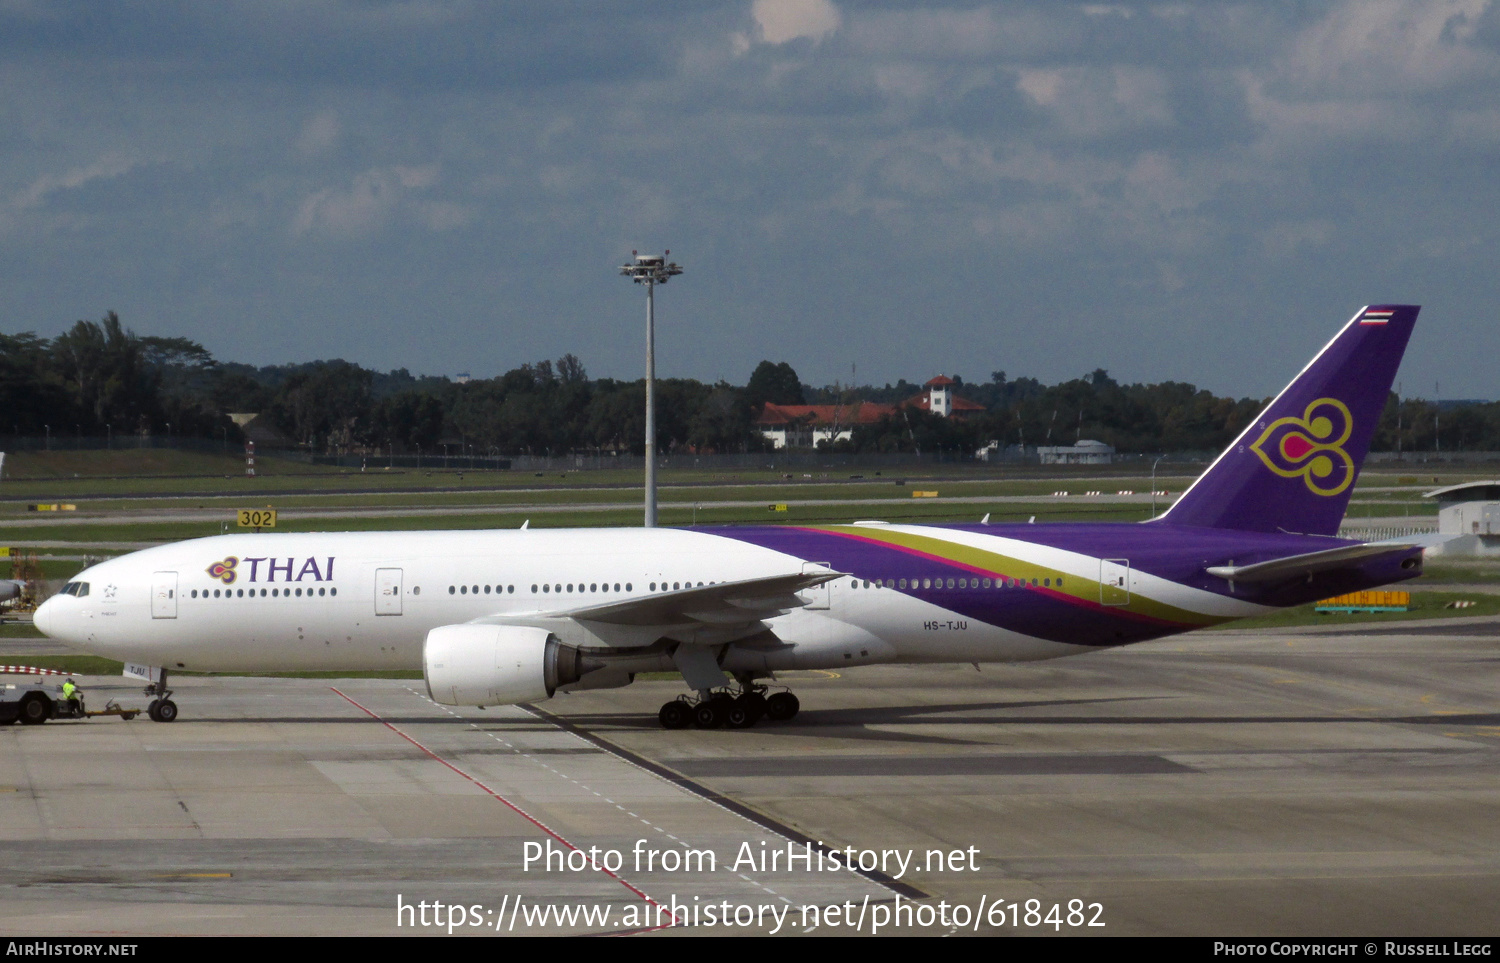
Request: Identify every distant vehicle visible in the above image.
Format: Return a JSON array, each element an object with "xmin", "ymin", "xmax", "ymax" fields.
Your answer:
[{"xmin": 35, "ymin": 306, "xmax": 1423, "ymax": 729}]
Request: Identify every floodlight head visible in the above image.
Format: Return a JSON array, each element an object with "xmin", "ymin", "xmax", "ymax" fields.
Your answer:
[{"xmin": 618, "ymin": 251, "xmax": 684, "ymax": 285}]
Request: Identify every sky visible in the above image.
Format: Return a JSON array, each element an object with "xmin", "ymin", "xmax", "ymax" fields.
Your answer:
[{"xmin": 3, "ymin": 1, "xmax": 1498, "ymax": 399}]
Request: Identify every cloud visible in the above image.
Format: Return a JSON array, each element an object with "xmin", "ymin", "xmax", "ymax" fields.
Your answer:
[
  {"xmin": 12, "ymin": 154, "xmax": 140, "ymax": 210},
  {"xmin": 1238, "ymin": 0, "xmax": 1499, "ymax": 152},
  {"xmin": 1016, "ymin": 66, "xmax": 1173, "ymax": 137},
  {"xmin": 736, "ymin": 0, "xmax": 841, "ymax": 50},
  {"xmin": 291, "ymin": 164, "xmax": 444, "ymax": 239},
  {"xmin": 1279, "ymin": 0, "xmax": 1494, "ymax": 96}
]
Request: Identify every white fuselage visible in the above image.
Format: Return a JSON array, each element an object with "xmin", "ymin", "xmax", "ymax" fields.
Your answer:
[{"xmin": 34, "ymin": 526, "xmax": 1267, "ymax": 675}]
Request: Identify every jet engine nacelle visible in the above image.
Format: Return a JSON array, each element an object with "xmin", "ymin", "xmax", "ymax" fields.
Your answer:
[{"xmin": 423, "ymin": 624, "xmax": 585, "ymax": 707}]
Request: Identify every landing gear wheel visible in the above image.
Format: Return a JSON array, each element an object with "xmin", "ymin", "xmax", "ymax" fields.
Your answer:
[
  {"xmin": 765, "ymin": 692, "xmax": 800, "ymax": 722},
  {"xmin": 694, "ymin": 697, "xmax": 729, "ymax": 729},
  {"xmin": 658, "ymin": 700, "xmax": 692, "ymax": 729},
  {"xmin": 727, "ymin": 693, "xmax": 765, "ymax": 728},
  {"xmin": 154, "ymin": 700, "xmax": 179, "ymax": 723},
  {"xmin": 739, "ymin": 692, "xmax": 767, "ymax": 722}
]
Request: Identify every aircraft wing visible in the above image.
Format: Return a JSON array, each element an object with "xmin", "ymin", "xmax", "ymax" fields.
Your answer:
[
  {"xmin": 469, "ymin": 569, "xmax": 844, "ymax": 639},
  {"xmin": 1205, "ymin": 542, "xmax": 1421, "ymax": 583},
  {"xmin": 549, "ymin": 570, "xmax": 844, "ymax": 626}
]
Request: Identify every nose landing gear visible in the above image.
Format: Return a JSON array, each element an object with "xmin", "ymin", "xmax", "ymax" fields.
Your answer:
[{"xmin": 145, "ymin": 669, "xmax": 178, "ymax": 723}]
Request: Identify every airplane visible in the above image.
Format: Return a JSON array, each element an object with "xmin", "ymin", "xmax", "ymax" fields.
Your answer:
[{"xmin": 33, "ymin": 305, "xmax": 1424, "ymax": 729}]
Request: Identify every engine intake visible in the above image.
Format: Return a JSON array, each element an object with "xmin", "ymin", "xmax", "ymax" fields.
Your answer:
[{"xmin": 423, "ymin": 624, "xmax": 584, "ymax": 707}]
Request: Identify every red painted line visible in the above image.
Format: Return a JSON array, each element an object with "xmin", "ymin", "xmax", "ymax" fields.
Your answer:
[{"xmin": 329, "ymin": 686, "xmax": 675, "ymax": 932}]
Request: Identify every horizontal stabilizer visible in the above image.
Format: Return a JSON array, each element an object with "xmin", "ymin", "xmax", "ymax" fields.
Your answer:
[{"xmin": 1205, "ymin": 543, "xmax": 1420, "ymax": 583}]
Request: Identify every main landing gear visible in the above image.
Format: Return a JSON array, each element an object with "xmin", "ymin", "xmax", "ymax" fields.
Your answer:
[
  {"xmin": 657, "ymin": 680, "xmax": 800, "ymax": 730},
  {"xmin": 145, "ymin": 669, "xmax": 178, "ymax": 723}
]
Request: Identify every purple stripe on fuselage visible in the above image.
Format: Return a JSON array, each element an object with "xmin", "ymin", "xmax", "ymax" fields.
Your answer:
[
  {"xmin": 710, "ymin": 522, "xmax": 1422, "ymax": 647},
  {"xmin": 714, "ymin": 525, "xmax": 1198, "ymax": 647},
  {"xmin": 800, "ymin": 525, "xmax": 1182, "ymax": 628}
]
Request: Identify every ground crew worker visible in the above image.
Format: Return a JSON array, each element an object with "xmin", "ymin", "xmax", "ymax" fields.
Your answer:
[{"xmin": 61, "ymin": 678, "xmax": 81, "ymax": 715}]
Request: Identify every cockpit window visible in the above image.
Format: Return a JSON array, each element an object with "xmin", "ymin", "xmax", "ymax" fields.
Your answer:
[{"xmin": 61, "ymin": 582, "xmax": 90, "ymax": 597}]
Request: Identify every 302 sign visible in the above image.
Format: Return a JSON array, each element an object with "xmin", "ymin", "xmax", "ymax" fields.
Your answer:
[{"xmin": 237, "ymin": 509, "xmax": 277, "ymax": 529}]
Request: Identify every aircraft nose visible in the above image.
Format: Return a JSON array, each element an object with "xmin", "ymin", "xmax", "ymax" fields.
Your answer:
[{"xmin": 33, "ymin": 596, "xmax": 57, "ymax": 637}]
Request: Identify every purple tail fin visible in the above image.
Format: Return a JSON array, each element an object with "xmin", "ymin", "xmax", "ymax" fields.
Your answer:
[{"xmin": 1157, "ymin": 304, "xmax": 1418, "ymax": 536}]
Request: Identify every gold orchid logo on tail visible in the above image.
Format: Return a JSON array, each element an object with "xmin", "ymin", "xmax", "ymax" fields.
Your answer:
[{"xmin": 1248, "ymin": 398, "xmax": 1355, "ymax": 496}]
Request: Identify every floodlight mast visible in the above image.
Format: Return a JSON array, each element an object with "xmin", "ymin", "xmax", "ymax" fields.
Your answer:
[{"xmin": 618, "ymin": 250, "xmax": 683, "ymax": 528}]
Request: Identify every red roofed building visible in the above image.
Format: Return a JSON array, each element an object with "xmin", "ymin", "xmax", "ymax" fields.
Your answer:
[
  {"xmin": 755, "ymin": 401, "xmax": 895, "ymax": 450},
  {"xmin": 754, "ymin": 375, "xmax": 986, "ymax": 448}
]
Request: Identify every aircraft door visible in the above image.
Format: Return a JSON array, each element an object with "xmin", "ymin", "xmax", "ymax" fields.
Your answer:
[
  {"xmin": 1100, "ymin": 559, "xmax": 1130, "ymax": 606},
  {"xmin": 799, "ymin": 561, "xmax": 831, "ymax": 610},
  {"xmin": 151, "ymin": 572, "xmax": 178, "ymax": 619},
  {"xmin": 375, "ymin": 568, "xmax": 403, "ymax": 616}
]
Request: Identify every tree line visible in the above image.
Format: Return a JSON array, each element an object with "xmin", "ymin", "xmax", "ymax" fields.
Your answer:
[{"xmin": 0, "ymin": 312, "xmax": 1487, "ymax": 456}]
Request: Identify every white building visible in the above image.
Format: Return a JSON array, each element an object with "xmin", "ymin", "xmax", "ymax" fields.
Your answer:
[
  {"xmin": 1036, "ymin": 439, "xmax": 1115, "ymax": 465},
  {"xmin": 1423, "ymin": 480, "xmax": 1500, "ymax": 555}
]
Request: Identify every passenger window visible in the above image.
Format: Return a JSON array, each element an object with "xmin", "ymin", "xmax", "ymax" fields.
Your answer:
[
  {"xmin": 1056, "ymin": 578, "xmax": 1063, "ymax": 588},
  {"xmin": 460, "ymin": 585, "xmax": 467, "ymax": 594},
  {"xmin": 625, "ymin": 583, "xmax": 632, "ymax": 591}
]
